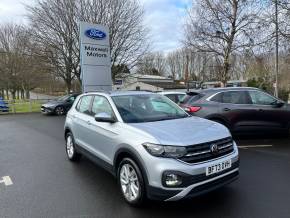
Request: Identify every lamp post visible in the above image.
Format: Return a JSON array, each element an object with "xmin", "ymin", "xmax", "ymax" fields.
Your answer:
[{"xmin": 274, "ymin": 0, "xmax": 279, "ymax": 97}]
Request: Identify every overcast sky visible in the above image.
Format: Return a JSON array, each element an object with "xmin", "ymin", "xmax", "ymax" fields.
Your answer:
[{"xmin": 0, "ymin": 0, "xmax": 191, "ymax": 52}]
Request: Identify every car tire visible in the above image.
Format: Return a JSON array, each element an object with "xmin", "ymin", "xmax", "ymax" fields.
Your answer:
[
  {"xmin": 117, "ymin": 158, "xmax": 146, "ymax": 206},
  {"xmin": 55, "ymin": 106, "xmax": 65, "ymax": 116},
  {"xmin": 65, "ymin": 132, "xmax": 81, "ymax": 162}
]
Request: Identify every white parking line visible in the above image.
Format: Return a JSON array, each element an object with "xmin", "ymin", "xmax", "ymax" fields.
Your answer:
[
  {"xmin": 0, "ymin": 176, "xmax": 13, "ymax": 186},
  {"xmin": 238, "ymin": 145, "xmax": 273, "ymax": 149}
]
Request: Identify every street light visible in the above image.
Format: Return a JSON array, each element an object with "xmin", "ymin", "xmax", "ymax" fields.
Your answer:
[{"xmin": 274, "ymin": 0, "xmax": 279, "ymax": 97}]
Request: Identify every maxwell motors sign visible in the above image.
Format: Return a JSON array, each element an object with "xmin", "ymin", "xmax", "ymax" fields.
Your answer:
[{"xmin": 79, "ymin": 22, "xmax": 112, "ymax": 92}]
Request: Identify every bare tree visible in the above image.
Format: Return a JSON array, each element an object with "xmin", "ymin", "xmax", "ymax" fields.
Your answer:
[
  {"xmin": 26, "ymin": 0, "xmax": 149, "ymax": 92},
  {"xmin": 278, "ymin": 1, "xmax": 290, "ymax": 39},
  {"xmin": 0, "ymin": 23, "xmax": 47, "ymax": 99},
  {"xmin": 136, "ymin": 52, "xmax": 166, "ymax": 76},
  {"xmin": 184, "ymin": 0, "xmax": 269, "ymax": 86},
  {"xmin": 167, "ymin": 51, "xmax": 179, "ymax": 80}
]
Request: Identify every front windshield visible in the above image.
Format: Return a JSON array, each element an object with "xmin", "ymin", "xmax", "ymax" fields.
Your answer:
[
  {"xmin": 112, "ymin": 94, "xmax": 189, "ymax": 123},
  {"xmin": 57, "ymin": 95, "xmax": 70, "ymax": 101}
]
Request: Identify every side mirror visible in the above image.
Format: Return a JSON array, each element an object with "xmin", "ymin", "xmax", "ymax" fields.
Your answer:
[
  {"xmin": 94, "ymin": 112, "xmax": 116, "ymax": 123},
  {"xmin": 272, "ymin": 100, "xmax": 284, "ymax": 108}
]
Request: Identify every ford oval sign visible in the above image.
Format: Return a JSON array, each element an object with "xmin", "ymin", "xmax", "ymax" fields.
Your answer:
[{"xmin": 85, "ymin": 28, "xmax": 106, "ymax": 40}]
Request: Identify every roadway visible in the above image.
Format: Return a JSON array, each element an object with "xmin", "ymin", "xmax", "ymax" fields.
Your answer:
[{"xmin": 0, "ymin": 114, "xmax": 289, "ymax": 218}]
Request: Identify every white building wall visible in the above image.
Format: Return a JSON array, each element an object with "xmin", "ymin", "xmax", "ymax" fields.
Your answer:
[{"xmin": 114, "ymin": 82, "xmax": 163, "ymax": 91}]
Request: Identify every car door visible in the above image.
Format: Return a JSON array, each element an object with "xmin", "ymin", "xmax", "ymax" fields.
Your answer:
[
  {"xmin": 85, "ymin": 95, "xmax": 120, "ymax": 164},
  {"xmin": 247, "ymin": 90, "xmax": 288, "ymax": 129},
  {"xmin": 216, "ymin": 91, "xmax": 257, "ymax": 131},
  {"xmin": 72, "ymin": 95, "xmax": 94, "ymax": 148}
]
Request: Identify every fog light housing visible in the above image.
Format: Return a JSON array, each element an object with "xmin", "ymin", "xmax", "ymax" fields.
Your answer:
[{"xmin": 165, "ymin": 174, "xmax": 182, "ymax": 187}]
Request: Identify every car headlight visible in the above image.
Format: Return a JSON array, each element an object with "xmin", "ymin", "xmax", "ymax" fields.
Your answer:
[{"xmin": 142, "ymin": 143, "xmax": 187, "ymax": 158}]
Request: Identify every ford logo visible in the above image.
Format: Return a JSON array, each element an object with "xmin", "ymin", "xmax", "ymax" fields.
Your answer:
[{"xmin": 85, "ymin": 28, "xmax": 106, "ymax": 40}]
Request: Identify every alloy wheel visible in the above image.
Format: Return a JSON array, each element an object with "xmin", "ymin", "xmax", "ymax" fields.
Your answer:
[
  {"xmin": 66, "ymin": 135, "xmax": 74, "ymax": 159},
  {"xmin": 55, "ymin": 107, "xmax": 64, "ymax": 115},
  {"xmin": 120, "ymin": 163, "xmax": 140, "ymax": 202}
]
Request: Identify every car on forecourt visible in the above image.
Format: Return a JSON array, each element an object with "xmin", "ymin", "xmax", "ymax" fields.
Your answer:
[
  {"xmin": 64, "ymin": 91, "xmax": 239, "ymax": 205},
  {"xmin": 179, "ymin": 87, "xmax": 290, "ymax": 135},
  {"xmin": 41, "ymin": 93, "xmax": 79, "ymax": 115}
]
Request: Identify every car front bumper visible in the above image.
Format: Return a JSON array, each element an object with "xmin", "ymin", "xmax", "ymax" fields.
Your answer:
[
  {"xmin": 41, "ymin": 106, "xmax": 55, "ymax": 114},
  {"xmin": 144, "ymin": 142, "xmax": 239, "ymax": 201}
]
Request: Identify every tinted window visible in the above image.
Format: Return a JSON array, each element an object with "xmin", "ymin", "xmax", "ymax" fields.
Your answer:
[
  {"xmin": 67, "ymin": 96, "xmax": 76, "ymax": 103},
  {"xmin": 248, "ymin": 91, "xmax": 276, "ymax": 105},
  {"xmin": 181, "ymin": 93, "xmax": 203, "ymax": 104},
  {"xmin": 77, "ymin": 95, "xmax": 93, "ymax": 114},
  {"xmin": 57, "ymin": 95, "xmax": 70, "ymax": 101},
  {"xmin": 210, "ymin": 93, "xmax": 223, "ymax": 103},
  {"xmin": 211, "ymin": 91, "xmax": 250, "ymax": 104},
  {"xmin": 91, "ymin": 95, "xmax": 113, "ymax": 116},
  {"xmin": 221, "ymin": 91, "xmax": 249, "ymax": 104},
  {"xmin": 165, "ymin": 94, "xmax": 177, "ymax": 103}
]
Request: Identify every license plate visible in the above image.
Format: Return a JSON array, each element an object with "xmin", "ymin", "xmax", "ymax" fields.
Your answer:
[{"xmin": 206, "ymin": 159, "xmax": 231, "ymax": 176}]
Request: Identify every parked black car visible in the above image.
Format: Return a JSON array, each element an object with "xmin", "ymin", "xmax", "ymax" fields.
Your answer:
[
  {"xmin": 41, "ymin": 93, "xmax": 79, "ymax": 115},
  {"xmin": 179, "ymin": 87, "xmax": 290, "ymax": 135}
]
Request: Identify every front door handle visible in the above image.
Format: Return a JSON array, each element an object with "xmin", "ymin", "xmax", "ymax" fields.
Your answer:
[
  {"xmin": 87, "ymin": 120, "xmax": 92, "ymax": 125},
  {"xmin": 223, "ymin": 108, "xmax": 231, "ymax": 111}
]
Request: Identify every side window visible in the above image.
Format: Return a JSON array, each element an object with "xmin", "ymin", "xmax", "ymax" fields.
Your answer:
[
  {"xmin": 221, "ymin": 91, "xmax": 249, "ymax": 104},
  {"xmin": 177, "ymin": 94, "xmax": 185, "ymax": 103},
  {"xmin": 165, "ymin": 94, "xmax": 177, "ymax": 103},
  {"xmin": 77, "ymin": 95, "xmax": 93, "ymax": 114},
  {"xmin": 91, "ymin": 95, "xmax": 114, "ymax": 117},
  {"xmin": 188, "ymin": 94, "xmax": 203, "ymax": 104},
  {"xmin": 76, "ymin": 98, "xmax": 82, "ymax": 111},
  {"xmin": 248, "ymin": 91, "xmax": 276, "ymax": 105},
  {"xmin": 67, "ymin": 96, "xmax": 75, "ymax": 103},
  {"xmin": 210, "ymin": 93, "xmax": 223, "ymax": 103}
]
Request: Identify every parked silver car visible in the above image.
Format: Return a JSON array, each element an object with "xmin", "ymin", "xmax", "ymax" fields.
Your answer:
[
  {"xmin": 158, "ymin": 91, "xmax": 186, "ymax": 104},
  {"xmin": 64, "ymin": 91, "xmax": 239, "ymax": 205}
]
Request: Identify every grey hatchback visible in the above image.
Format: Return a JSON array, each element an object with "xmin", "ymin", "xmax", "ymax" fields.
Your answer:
[
  {"xmin": 64, "ymin": 91, "xmax": 239, "ymax": 206},
  {"xmin": 180, "ymin": 87, "xmax": 290, "ymax": 135}
]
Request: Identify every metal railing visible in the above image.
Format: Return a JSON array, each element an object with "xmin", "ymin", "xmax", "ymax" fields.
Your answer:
[{"xmin": 0, "ymin": 99, "xmax": 50, "ymax": 114}]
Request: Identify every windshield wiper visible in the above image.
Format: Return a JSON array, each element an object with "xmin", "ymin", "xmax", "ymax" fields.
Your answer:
[{"xmin": 150, "ymin": 115, "xmax": 188, "ymax": 122}]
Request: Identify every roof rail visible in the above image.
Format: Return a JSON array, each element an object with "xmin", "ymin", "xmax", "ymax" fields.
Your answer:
[
  {"xmin": 84, "ymin": 90, "xmax": 110, "ymax": 94},
  {"xmin": 127, "ymin": 89, "xmax": 153, "ymax": 92}
]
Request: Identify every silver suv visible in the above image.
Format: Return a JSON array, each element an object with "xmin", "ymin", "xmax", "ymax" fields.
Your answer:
[{"xmin": 64, "ymin": 91, "xmax": 239, "ymax": 205}]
